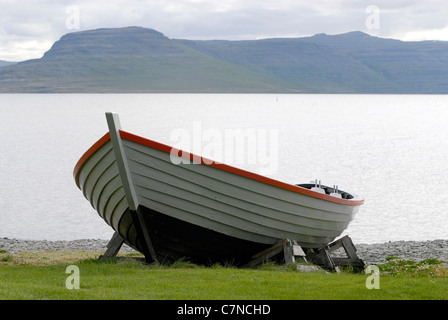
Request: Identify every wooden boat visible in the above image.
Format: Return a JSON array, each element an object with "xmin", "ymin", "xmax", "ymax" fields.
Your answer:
[{"xmin": 73, "ymin": 113, "xmax": 364, "ymax": 265}]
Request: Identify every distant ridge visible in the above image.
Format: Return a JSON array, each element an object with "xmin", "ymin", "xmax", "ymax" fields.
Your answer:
[
  {"xmin": 1, "ymin": 26, "xmax": 447, "ymax": 93},
  {"xmin": 0, "ymin": 60, "xmax": 16, "ymax": 68}
]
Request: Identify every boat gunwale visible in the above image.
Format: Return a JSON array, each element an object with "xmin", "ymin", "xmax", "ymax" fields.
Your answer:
[
  {"xmin": 73, "ymin": 130, "xmax": 365, "ymax": 206},
  {"xmin": 74, "ymin": 132, "xmax": 111, "ymax": 188}
]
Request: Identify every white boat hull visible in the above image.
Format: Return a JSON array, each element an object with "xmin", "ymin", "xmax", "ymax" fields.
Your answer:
[{"xmin": 74, "ymin": 128, "xmax": 364, "ymax": 261}]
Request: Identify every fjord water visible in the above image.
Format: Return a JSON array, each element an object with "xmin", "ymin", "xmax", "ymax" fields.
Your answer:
[{"xmin": 1, "ymin": 94, "xmax": 447, "ymax": 244}]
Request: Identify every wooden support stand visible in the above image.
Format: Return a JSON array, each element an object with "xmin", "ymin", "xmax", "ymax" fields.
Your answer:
[
  {"xmin": 243, "ymin": 236, "xmax": 364, "ymax": 272},
  {"xmin": 243, "ymin": 239, "xmax": 307, "ymax": 268},
  {"xmin": 306, "ymin": 235, "xmax": 365, "ymax": 272},
  {"xmin": 98, "ymin": 228, "xmax": 364, "ymax": 273},
  {"xmin": 99, "ymin": 232, "xmax": 125, "ymax": 261}
]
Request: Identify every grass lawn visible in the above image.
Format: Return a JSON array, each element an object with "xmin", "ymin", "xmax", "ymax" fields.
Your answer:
[{"xmin": 0, "ymin": 250, "xmax": 447, "ymax": 300}]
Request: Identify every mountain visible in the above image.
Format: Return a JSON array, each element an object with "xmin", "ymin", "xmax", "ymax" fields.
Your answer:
[
  {"xmin": 0, "ymin": 60, "xmax": 16, "ymax": 68},
  {"xmin": 1, "ymin": 26, "xmax": 447, "ymax": 93}
]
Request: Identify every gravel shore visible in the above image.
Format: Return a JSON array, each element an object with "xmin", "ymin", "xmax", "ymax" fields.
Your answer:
[
  {"xmin": 1, "ymin": 237, "xmax": 447, "ymax": 265},
  {"xmin": 355, "ymin": 240, "xmax": 448, "ymax": 264},
  {"xmin": 0, "ymin": 238, "xmax": 137, "ymax": 254}
]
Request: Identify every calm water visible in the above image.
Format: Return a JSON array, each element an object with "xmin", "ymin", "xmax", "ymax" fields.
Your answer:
[{"xmin": 0, "ymin": 94, "xmax": 447, "ymax": 244}]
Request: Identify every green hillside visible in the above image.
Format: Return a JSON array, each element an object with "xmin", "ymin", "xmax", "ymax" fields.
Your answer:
[
  {"xmin": 0, "ymin": 26, "xmax": 447, "ymax": 93},
  {"xmin": 0, "ymin": 27, "xmax": 291, "ymax": 93},
  {"xmin": 0, "ymin": 60, "xmax": 16, "ymax": 68}
]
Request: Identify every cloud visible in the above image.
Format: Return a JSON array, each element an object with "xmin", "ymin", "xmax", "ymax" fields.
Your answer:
[
  {"xmin": 400, "ymin": 25, "xmax": 448, "ymax": 41},
  {"xmin": 1, "ymin": 0, "xmax": 448, "ymax": 61}
]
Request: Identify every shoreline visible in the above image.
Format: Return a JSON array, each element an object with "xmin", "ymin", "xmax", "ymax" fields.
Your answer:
[{"xmin": 1, "ymin": 237, "xmax": 447, "ymax": 265}]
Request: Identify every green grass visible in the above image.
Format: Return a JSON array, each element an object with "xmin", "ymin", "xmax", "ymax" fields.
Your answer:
[
  {"xmin": 0, "ymin": 251, "xmax": 447, "ymax": 300},
  {"xmin": 379, "ymin": 257, "xmax": 448, "ymax": 278}
]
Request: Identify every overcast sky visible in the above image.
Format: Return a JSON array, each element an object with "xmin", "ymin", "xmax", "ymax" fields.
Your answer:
[{"xmin": 1, "ymin": 0, "xmax": 448, "ymax": 61}]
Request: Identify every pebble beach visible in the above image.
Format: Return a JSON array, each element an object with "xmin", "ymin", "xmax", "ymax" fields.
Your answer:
[
  {"xmin": 1, "ymin": 237, "xmax": 447, "ymax": 265},
  {"xmin": 0, "ymin": 238, "xmax": 137, "ymax": 254}
]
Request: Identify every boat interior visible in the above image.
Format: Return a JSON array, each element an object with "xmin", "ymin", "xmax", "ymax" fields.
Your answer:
[{"xmin": 296, "ymin": 182, "xmax": 354, "ymax": 200}]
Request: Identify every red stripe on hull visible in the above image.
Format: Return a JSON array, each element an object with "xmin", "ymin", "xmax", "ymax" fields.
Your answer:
[{"xmin": 73, "ymin": 130, "xmax": 364, "ymax": 206}]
